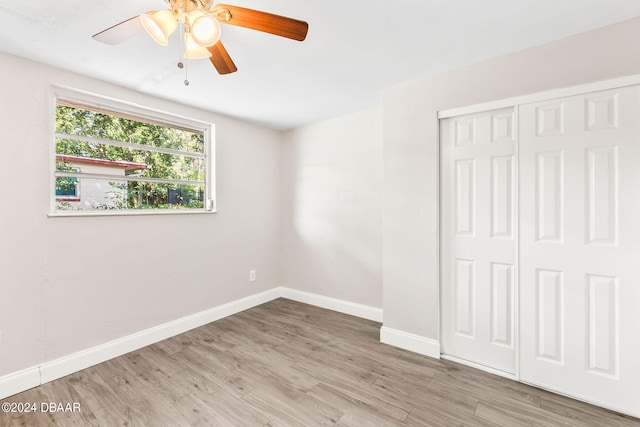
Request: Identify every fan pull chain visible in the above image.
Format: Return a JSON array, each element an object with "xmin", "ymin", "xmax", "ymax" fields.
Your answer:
[
  {"xmin": 184, "ymin": 59, "xmax": 190, "ymax": 86},
  {"xmin": 178, "ymin": 22, "xmax": 184, "ymax": 67},
  {"xmin": 176, "ymin": 22, "xmax": 189, "ymax": 86},
  {"xmin": 182, "ymin": 23, "xmax": 190, "ymax": 86}
]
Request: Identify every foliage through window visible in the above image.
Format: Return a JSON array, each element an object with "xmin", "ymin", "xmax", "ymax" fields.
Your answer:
[
  {"xmin": 53, "ymin": 97, "xmax": 214, "ymax": 213},
  {"xmin": 55, "ymin": 165, "xmax": 79, "ymax": 200}
]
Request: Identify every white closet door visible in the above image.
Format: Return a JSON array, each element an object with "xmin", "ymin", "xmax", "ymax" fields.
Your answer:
[
  {"xmin": 441, "ymin": 108, "xmax": 516, "ymax": 374},
  {"xmin": 519, "ymin": 86, "xmax": 640, "ymax": 415}
]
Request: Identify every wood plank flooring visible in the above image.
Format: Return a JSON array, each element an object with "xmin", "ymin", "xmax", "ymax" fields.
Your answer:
[{"xmin": 1, "ymin": 298, "xmax": 638, "ymax": 426}]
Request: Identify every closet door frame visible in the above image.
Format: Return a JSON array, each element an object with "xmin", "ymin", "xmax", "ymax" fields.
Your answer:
[{"xmin": 438, "ymin": 74, "xmax": 640, "ymax": 121}]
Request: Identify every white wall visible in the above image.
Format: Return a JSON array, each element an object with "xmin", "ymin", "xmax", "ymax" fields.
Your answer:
[
  {"xmin": 382, "ymin": 16, "xmax": 640, "ymax": 344},
  {"xmin": 0, "ymin": 52, "xmax": 282, "ymax": 377},
  {"xmin": 280, "ymin": 109, "xmax": 383, "ymax": 308}
]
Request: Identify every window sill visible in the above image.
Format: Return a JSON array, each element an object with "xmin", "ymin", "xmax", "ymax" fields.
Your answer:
[{"xmin": 48, "ymin": 209, "xmax": 217, "ymax": 218}]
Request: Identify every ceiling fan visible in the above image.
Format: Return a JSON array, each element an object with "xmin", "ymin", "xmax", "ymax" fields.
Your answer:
[{"xmin": 92, "ymin": 0, "xmax": 309, "ymax": 76}]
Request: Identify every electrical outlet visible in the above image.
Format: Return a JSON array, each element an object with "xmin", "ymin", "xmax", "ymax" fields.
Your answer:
[{"xmin": 249, "ymin": 270, "xmax": 256, "ymax": 282}]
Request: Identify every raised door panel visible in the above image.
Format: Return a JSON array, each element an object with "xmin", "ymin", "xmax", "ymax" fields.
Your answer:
[
  {"xmin": 535, "ymin": 269, "xmax": 564, "ymax": 364},
  {"xmin": 490, "ymin": 263, "xmax": 514, "ymax": 348},
  {"xmin": 536, "ymin": 151, "xmax": 564, "ymax": 243},
  {"xmin": 587, "ymin": 274, "xmax": 618, "ymax": 378},
  {"xmin": 455, "ymin": 259, "xmax": 475, "ymax": 337},
  {"xmin": 586, "ymin": 146, "xmax": 618, "ymax": 245},
  {"xmin": 455, "ymin": 159, "xmax": 476, "ymax": 236},
  {"xmin": 491, "ymin": 156, "xmax": 514, "ymax": 239}
]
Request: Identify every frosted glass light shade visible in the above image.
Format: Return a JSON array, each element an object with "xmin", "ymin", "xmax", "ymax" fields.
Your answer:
[
  {"xmin": 140, "ymin": 10, "xmax": 178, "ymax": 46},
  {"xmin": 189, "ymin": 11, "xmax": 221, "ymax": 47},
  {"xmin": 184, "ymin": 33, "xmax": 212, "ymax": 59}
]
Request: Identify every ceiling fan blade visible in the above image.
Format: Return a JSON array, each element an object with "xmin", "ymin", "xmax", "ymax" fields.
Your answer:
[
  {"xmin": 213, "ymin": 4, "xmax": 308, "ymax": 41},
  {"xmin": 92, "ymin": 15, "xmax": 144, "ymax": 45},
  {"xmin": 208, "ymin": 41, "xmax": 238, "ymax": 74}
]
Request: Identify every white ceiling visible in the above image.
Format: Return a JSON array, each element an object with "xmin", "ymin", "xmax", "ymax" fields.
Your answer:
[{"xmin": 1, "ymin": 1, "xmax": 640, "ymax": 130}]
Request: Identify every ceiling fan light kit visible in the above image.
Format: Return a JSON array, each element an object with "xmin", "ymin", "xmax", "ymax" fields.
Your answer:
[
  {"xmin": 140, "ymin": 10, "xmax": 178, "ymax": 46},
  {"xmin": 93, "ymin": 0, "xmax": 309, "ymax": 77},
  {"xmin": 189, "ymin": 10, "xmax": 222, "ymax": 47},
  {"xmin": 184, "ymin": 33, "xmax": 213, "ymax": 59}
]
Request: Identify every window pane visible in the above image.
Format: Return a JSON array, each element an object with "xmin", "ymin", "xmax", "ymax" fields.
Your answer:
[
  {"xmin": 55, "ymin": 178, "xmax": 205, "ymax": 211},
  {"xmin": 55, "ymin": 177, "xmax": 78, "ymax": 197},
  {"xmin": 56, "ymin": 140, "xmax": 205, "ymax": 182},
  {"xmin": 56, "ymin": 105, "xmax": 204, "ymax": 154}
]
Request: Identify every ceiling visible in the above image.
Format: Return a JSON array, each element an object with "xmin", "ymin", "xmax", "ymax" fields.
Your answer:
[{"xmin": 1, "ymin": 1, "xmax": 640, "ymax": 130}]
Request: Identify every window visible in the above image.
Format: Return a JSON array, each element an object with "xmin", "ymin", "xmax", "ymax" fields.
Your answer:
[
  {"xmin": 55, "ymin": 165, "xmax": 80, "ymax": 201},
  {"xmin": 52, "ymin": 89, "xmax": 215, "ymax": 214}
]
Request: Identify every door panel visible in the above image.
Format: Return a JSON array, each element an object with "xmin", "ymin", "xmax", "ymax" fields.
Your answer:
[
  {"xmin": 491, "ymin": 156, "xmax": 514, "ymax": 238},
  {"xmin": 441, "ymin": 108, "xmax": 516, "ymax": 374},
  {"xmin": 535, "ymin": 150, "xmax": 563, "ymax": 242},
  {"xmin": 535, "ymin": 268, "xmax": 564, "ymax": 364},
  {"xmin": 519, "ymin": 86, "xmax": 640, "ymax": 415},
  {"xmin": 490, "ymin": 262, "xmax": 513, "ymax": 347}
]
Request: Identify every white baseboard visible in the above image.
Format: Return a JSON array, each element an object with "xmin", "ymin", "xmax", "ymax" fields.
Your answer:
[
  {"xmin": 0, "ymin": 366, "xmax": 41, "ymax": 401},
  {"xmin": 0, "ymin": 288, "xmax": 280, "ymax": 399},
  {"xmin": 278, "ymin": 287, "xmax": 383, "ymax": 322},
  {"xmin": 380, "ymin": 326, "xmax": 440, "ymax": 359},
  {"xmin": 0, "ymin": 287, "xmax": 383, "ymax": 400}
]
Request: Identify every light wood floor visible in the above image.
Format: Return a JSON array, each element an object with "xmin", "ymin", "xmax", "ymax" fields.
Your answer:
[{"xmin": 1, "ymin": 298, "xmax": 638, "ymax": 426}]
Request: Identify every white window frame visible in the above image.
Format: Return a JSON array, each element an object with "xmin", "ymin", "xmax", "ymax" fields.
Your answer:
[{"xmin": 49, "ymin": 86, "xmax": 216, "ymax": 216}]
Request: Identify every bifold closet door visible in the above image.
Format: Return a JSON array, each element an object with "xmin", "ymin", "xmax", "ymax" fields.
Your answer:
[
  {"xmin": 441, "ymin": 108, "xmax": 516, "ymax": 374},
  {"xmin": 519, "ymin": 86, "xmax": 640, "ymax": 415}
]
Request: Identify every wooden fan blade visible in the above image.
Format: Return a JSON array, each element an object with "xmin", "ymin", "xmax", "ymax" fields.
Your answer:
[
  {"xmin": 213, "ymin": 4, "xmax": 308, "ymax": 41},
  {"xmin": 93, "ymin": 15, "xmax": 144, "ymax": 45},
  {"xmin": 208, "ymin": 41, "xmax": 238, "ymax": 74}
]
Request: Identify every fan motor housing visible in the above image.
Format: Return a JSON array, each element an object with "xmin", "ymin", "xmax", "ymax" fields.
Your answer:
[{"xmin": 167, "ymin": 0, "xmax": 215, "ymax": 13}]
